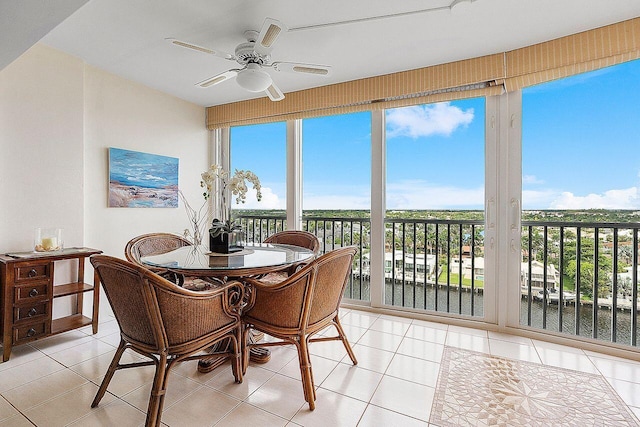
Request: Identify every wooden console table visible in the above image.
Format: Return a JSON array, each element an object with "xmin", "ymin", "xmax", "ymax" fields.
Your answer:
[{"xmin": 0, "ymin": 247, "xmax": 102, "ymax": 362}]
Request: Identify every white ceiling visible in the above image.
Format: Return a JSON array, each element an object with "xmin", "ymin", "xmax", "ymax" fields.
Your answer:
[
  {"xmin": 0, "ymin": 0, "xmax": 89, "ymax": 70},
  {"xmin": 30, "ymin": 0, "xmax": 640, "ymax": 107}
]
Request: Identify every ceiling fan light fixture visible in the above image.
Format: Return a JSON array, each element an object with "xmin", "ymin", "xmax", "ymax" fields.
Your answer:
[{"xmin": 236, "ymin": 63, "xmax": 273, "ymax": 92}]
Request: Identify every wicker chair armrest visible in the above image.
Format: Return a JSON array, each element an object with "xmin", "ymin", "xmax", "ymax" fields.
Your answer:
[{"xmin": 243, "ymin": 263, "xmax": 313, "ymax": 292}]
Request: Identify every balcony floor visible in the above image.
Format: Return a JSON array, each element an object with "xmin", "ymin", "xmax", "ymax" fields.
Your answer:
[{"xmin": 0, "ymin": 308, "xmax": 639, "ymax": 426}]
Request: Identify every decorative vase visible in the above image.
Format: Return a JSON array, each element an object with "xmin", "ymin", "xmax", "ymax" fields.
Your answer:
[{"xmin": 209, "ymin": 229, "xmax": 244, "ymax": 254}]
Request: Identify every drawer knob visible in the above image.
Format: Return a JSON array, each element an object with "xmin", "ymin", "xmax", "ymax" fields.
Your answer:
[
  {"xmin": 26, "ymin": 328, "xmax": 36, "ymax": 337},
  {"xmin": 28, "ymin": 308, "xmax": 37, "ymax": 317},
  {"xmin": 28, "ymin": 269, "xmax": 37, "ymax": 278},
  {"xmin": 28, "ymin": 289, "xmax": 39, "ymax": 297}
]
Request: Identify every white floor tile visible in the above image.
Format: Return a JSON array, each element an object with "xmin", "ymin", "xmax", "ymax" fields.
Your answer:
[
  {"xmin": 0, "ymin": 356, "xmax": 65, "ymax": 393},
  {"xmin": 160, "ymin": 386, "xmax": 240, "ymax": 427},
  {"xmin": 385, "ymin": 353, "xmax": 440, "ymax": 387},
  {"xmin": 358, "ymin": 404, "xmax": 429, "ymax": 427},
  {"xmin": 216, "ymin": 402, "xmax": 288, "ymax": 427},
  {"xmin": 368, "ymin": 318, "xmax": 411, "ymax": 336},
  {"xmin": 397, "ymin": 336, "xmax": 444, "ymax": 362},
  {"xmin": 245, "ymin": 373, "xmax": 307, "ymax": 419},
  {"xmin": 357, "ymin": 330, "xmax": 403, "ymax": 352},
  {"xmin": 489, "ymin": 339, "xmax": 542, "ymax": 363},
  {"xmin": 292, "ymin": 388, "xmax": 368, "ymax": 427},
  {"xmin": 369, "ymin": 375, "xmax": 435, "ymax": 422},
  {"xmin": 341, "ymin": 344, "xmax": 394, "ymax": 374},
  {"xmin": 320, "ymin": 363, "xmax": 383, "ymax": 402},
  {"xmin": 0, "ymin": 307, "xmax": 637, "ymax": 426}
]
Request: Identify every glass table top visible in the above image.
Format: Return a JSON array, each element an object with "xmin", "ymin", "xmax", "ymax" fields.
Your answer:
[{"xmin": 141, "ymin": 243, "xmax": 314, "ymax": 273}]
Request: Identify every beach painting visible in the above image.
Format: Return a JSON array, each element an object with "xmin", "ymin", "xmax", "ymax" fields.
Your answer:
[{"xmin": 108, "ymin": 148, "xmax": 179, "ymax": 208}]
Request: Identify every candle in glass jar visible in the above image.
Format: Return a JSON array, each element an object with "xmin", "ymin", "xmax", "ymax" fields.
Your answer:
[{"xmin": 41, "ymin": 237, "xmax": 57, "ymax": 251}]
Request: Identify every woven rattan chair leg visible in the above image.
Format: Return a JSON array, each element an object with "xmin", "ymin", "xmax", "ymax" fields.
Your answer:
[
  {"xmin": 231, "ymin": 331, "xmax": 243, "ymax": 383},
  {"xmin": 334, "ymin": 315, "xmax": 358, "ymax": 365},
  {"xmin": 92, "ymin": 339, "xmax": 128, "ymax": 408},
  {"xmin": 296, "ymin": 338, "xmax": 316, "ymax": 410},
  {"xmin": 146, "ymin": 353, "xmax": 168, "ymax": 427},
  {"xmin": 241, "ymin": 326, "xmax": 251, "ymax": 375}
]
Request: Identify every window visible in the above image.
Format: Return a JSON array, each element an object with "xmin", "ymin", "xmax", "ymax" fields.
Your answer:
[
  {"xmin": 385, "ymin": 99, "xmax": 486, "ymax": 315},
  {"xmin": 302, "ymin": 112, "xmax": 371, "ymax": 211},
  {"xmin": 521, "ymin": 59, "xmax": 640, "ymax": 345},
  {"xmin": 231, "ymin": 122, "xmax": 286, "ymax": 210}
]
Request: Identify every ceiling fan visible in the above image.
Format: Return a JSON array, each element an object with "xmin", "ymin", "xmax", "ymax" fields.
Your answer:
[{"xmin": 168, "ymin": 18, "xmax": 332, "ymax": 101}]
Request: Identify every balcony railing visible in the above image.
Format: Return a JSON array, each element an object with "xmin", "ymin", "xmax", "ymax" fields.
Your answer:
[
  {"xmin": 236, "ymin": 213, "xmax": 370, "ymax": 300},
  {"xmin": 236, "ymin": 212, "xmax": 640, "ymax": 348},
  {"xmin": 521, "ymin": 220, "xmax": 640, "ymax": 347},
  {"xmin": 384, "ymin": 218, "xmax": 484, "ymax": 317}
]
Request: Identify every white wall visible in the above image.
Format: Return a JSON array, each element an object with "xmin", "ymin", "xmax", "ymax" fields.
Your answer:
[
  {"xmin": 0, "ymin": 44, "xmax": 85, "ymax": 253},
  {"xmin": 0, "ymin": 43, "xmax": 209, "ymax": 256},
  {"xmin": 83, "ymin": 64, "xmax": 209, "ymax": 258},
  {"xmin": 0, "ymin": 44, "xmax": 209, "ymax": 317}
]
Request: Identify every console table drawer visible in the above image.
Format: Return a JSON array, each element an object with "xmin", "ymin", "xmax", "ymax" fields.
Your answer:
[
  {"xmin": 14, "ymin": 283, "xmax": 49, "ymax": 304},
  {"xmin": 14, "ymin": 302, "xmax": 48, "ymax": 322},
  {"xmin": 13, "ymin": 322, "xmax": 48, "ymax": 344},
  {"xmin": 14, "ymin": 262, "xmax": 50, "ymax": 283}
]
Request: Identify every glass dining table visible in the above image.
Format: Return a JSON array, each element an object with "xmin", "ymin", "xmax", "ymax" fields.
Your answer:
[
  {"xmin": 141, "ymin": 242, "xmax": 316, "ymax": 370},
  {"xmin": 140, "ymin": 242, "xmax": 315, "ymax": 281}
]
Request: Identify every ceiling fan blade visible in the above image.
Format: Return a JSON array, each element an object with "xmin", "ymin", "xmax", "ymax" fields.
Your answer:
[
  {"xmin": 253, "ymin": 18, "xmax": 287, "ymax": 56},
  {"xmin": 196, "ymin": 70, "xmax": 238, "ymax": 88},
  {"xmin": 265, "ymin": 82, "xmax": 285, "ymax": 101},
  {"xmin": 272, "ymin": 61, "xmax": 331, "ymax": 76},
  {"xmin": 166, "ymin": 38, "xmax": 234, "ymax": 60}
]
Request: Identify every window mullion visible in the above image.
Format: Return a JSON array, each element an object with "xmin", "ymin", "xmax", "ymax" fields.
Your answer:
[{"xmin": 370, "ymin": 109, "xmax": 385, "ymax": 308}]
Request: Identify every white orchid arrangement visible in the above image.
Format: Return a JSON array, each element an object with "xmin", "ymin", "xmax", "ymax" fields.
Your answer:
[
  {"xmin": 200, "ymin": 164, "xmax": 262, "ymax": 236},
  {"xmin": 200, "ymin": 164, "xmax": 262, "ymax": 204},
  {"xmin": 181, "ymin": 165, "xmax": 262, "ymax": 244}
]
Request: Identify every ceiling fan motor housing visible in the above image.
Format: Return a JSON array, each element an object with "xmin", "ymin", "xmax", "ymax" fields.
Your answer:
[{"xmin": 235, "ymin": 42, "xmax": 268, "ymax": 65}]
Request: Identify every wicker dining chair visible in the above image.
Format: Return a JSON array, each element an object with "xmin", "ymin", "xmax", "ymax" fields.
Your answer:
[
  {"xmin": 90, "ymin": 255, "xmax": 243, "ymax": 427},
  {"xmin": 241, "ymin": 246, "xmax": 358, "ymax": 410},
  {"xmin": 125, "ymin": 232, "xmax": 213, "ymax": 290},
  {"xmin": 125, "ymin": 232, "xmax": 192, "ymax": 270},
  {"xmin": 263, "ymin": 230, "xmax": 321, "ymax": 254},
  {"xmin": 262, "ymin": 230, "xmax": 321, "ymax": 277}
]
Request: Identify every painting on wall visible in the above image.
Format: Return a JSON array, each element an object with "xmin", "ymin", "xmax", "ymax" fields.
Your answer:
[{"xmin": 108, "ymin": 147, "xmax": 179, "ymax": 208}]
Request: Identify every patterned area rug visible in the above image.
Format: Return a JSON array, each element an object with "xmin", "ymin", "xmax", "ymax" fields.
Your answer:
[{"xmin": 430, "ymin": 347, "xmax": 640, "ymax": 426}]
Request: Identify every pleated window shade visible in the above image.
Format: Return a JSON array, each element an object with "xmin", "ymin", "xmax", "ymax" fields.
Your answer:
[
  {"xmin": 505, "ymin": 17, "xmax": 640, "ymax": 91},
  {"xmin": 206, "ymin": 17, "xmax": 640, "ymax": 130},
  {"xmin": 206, "ymin": 54, "xmax": 505, "ymax": 129}
]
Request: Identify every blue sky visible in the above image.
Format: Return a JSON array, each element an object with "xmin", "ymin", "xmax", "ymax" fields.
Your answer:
[
  {"xmin": 522, "ymin": 59, "xmax": 640, "ymax": 209},
  {"xmin": 231, "ymin": 59, "xmax": 640, "ymax": 211}
]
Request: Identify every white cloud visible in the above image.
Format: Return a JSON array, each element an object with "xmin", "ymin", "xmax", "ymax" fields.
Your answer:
[
  {"xmin": 386, "ymin": 102, "xmax": 474, "ymax": 139},
  {"xmin": 303, "ymin": 194, "xmax": 371, "ymax": 210},
  {"xmin": 549, "ymin": 187, "xmax": 640, "ymax": 209},
  {"xmin": 387, "ymin": 180, "xmax": 484, "ymax": 209},
  {"xmin": 232, "ymin": 186, "xmax": 283, "ymax": 209},
  {"xmin": 234, "ymin": 183, "xmax": 640, "ymax": 211},
  {"xmin": 522, "ymin": 189, "xmax": 561, "ymax": 209}
]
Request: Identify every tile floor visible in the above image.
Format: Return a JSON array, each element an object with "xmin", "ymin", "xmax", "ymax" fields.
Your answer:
[{"xmin": 0, "ymin": 308, "xmax": 639, "ymax": 426}]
